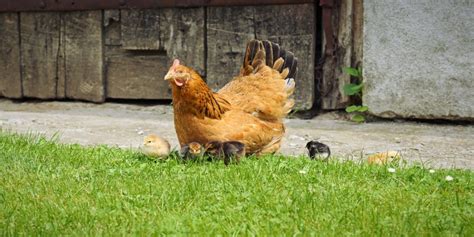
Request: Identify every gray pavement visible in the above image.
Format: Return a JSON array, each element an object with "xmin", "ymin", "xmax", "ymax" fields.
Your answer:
[{"xmin": 0, "ymin": 99, "xmax": 472, "ymax": 169}]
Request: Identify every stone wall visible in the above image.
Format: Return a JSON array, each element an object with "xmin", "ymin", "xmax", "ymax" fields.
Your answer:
[{"xmin": 363, "ymin": 0, "xmax": 474, "ymax": 120}]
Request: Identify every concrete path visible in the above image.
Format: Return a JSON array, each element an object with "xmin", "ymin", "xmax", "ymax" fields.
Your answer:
[{"xmin": 1, "ymin": 99, "xmax": 472, "ymax": 169}]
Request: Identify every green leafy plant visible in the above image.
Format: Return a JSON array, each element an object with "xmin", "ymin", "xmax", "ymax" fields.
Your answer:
[
  {"xmin": 343, "ymin": 83, "xmax": 363, "ymax": 96},
  {"xmin": 345, "ymin": 105, "xmax": 368, "ymax": 122},
  {"xmin": 342, "ymin": 67, "xmax": 363, "ymax": 96},
  {"xmin": 341, "ymin": 67, "xmax": 367, "ymax": 123}
]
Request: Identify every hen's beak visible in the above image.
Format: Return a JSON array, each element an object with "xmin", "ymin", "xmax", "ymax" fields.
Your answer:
[
  {"xmin": 164, "ymin": 71, "xmax": 174, "ymax": 81},
  {"xmin": 164, "ymin": 71, "xmax": 188, "ymax": 87}
]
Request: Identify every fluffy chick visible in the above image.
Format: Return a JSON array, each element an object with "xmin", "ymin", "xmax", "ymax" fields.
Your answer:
[
  {"xmin": 367, "ymin": 151, "xmax": 401, "ymax": 165},
  {"xmin": 142, "ymin": 134, "xmax": 171, "ymax": 158},
  {"xmin": 204, "ymin": 141, "xmax": 223, "ymax": 158},
  {"xmin": 204, "ymin": 141, "xmax": 245, "ymax": 165},
  {"xmin": 222, "ymin": 141, "xmax": 246, "ymax": 165},
  {"xmin": 306, "ymin": 140, "xmax": 331, "ymax": 160},
  {"xmin": 181, "ymin": 142, "xmax": 205, "ymax": 160}
]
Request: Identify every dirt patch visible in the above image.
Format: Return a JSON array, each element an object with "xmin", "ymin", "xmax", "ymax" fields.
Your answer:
[{"xmin": 1, "ymin": 99, "xmax": 472, "ymax": 169}]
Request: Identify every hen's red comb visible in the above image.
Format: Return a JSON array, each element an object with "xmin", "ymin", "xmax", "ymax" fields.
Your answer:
[{"xmin": 171, "ymin": 59, "xmax": 180, "ymax": 70}]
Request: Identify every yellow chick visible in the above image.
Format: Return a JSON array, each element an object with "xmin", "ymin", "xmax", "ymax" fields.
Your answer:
[
  {"xmin": 367, "ymin": 151, "xmax": 402, "ymax": 165},
  {"xmin": 142, "ymin": 134, "xmax": 171, "ymax": 158}
]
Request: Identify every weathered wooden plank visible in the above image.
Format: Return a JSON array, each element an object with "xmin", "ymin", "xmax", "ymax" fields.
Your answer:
[
  {"xmin": 160, "ymin": 7, "xmax": 205, "ymax": 76},
  {"xmin": 334, "ymin": 0, "xmax": 353, "ymax": 106},
  {"xmin": 104, "ymin": 8, "xmax": 204, "ymax": 100},
  {"xmin": 0, "ymin": 13, "xmax": 22, "ymax": 98},
  {"xmin": 56, "ymin": 14, "xmax": 66, "ymax": 99},
  {"xmin": 121, "ymin": 9, "xmax": 160, "ymax": 50},
  {"xmin": 352, "ymin": 0, "xmax": 363, "ymax": 68},
  {"xmin": 0, "ymin": 0, "xmax": 315, "ymax": 12},
  {"xmin": 104, "ymin": 10, "xmax": 121, "ymax": 46},
  {"xmin": 105, "ymin": 46, "xmax": 171, "ymax": 99},
  {"xmin": 206, "ymin": 7, "xmax": 255, "ymax": 90},
  {"xmin": 63, "ymin": 10, "xmax": 104, "ymax": 102},
  {"xmin": 20, "ymin": 12, "xmax": 61, "ymax": 99},
  {"xmin": 255, "ymin": 4, "xmax": 315, "ymax": 110},
  {"xmin": 321, "ymin": 0, "xmax": 353, "ymax": 109}
]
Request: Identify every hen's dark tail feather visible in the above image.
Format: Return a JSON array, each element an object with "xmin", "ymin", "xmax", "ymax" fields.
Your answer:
[{"xmin": 242, "ymin": 39, "xmax": 298, "ymax": 80}]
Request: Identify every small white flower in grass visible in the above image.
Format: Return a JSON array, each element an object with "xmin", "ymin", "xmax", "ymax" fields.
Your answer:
[
  {"xmin": 299, "ymin": 170, "xmax": 307, "ymax": 175},
  {"xmin": 445, "ymin": 175, "xmax": 454, "ymax": 181},
  {"xmin": 429, "ymin": 169, "xmax": 435, "ymax": 174},
  {"xmin": 387, "ymin": 168, "xmax": 396, "ymax": 173}
]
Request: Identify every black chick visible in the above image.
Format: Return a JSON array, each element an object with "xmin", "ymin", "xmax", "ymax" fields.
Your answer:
[
  {"xmin": 222, "ymin": 141, "xmax": 246, "ymax": 165},
  {"xmin": 204, "ymin": 141, "xmax": 223, "ymax": 159},
  {"xmin": 306, "ymin": 141, "xmax": 331, "ymax": 160},
  {"xmin": 180, "ymin": 142, "xmax": 204, "ymax": 161},
  {"xmin": 204, "ymin": 141, "xmax": 245, "ymax": 165}
]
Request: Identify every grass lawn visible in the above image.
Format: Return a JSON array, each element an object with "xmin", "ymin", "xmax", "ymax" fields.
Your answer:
[{"xmin": 0, "ymin": 131, "xmax": 472, "ymax": 236}]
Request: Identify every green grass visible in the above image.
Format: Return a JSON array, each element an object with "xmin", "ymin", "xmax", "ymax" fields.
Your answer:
[{"xmin": 0, "ymin": 132, "xmax": 472, "ymax": 236}]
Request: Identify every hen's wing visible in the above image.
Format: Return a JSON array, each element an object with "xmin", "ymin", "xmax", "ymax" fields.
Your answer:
[{"xmin": 218, "ymin": 40, "xmax": 297, "ymax": 122}]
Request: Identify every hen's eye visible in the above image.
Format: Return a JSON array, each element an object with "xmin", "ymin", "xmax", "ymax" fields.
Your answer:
[{"xmin": 148, "ymin": 141, "xmax": 152, "ymax": 143}]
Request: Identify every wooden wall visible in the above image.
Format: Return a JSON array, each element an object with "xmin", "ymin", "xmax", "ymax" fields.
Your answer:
[
  {"xmin": 319, "ymin": 0, "xmax": 364, "ymax": 110},
  {"xmin": 0, "ymin": 2, "xmax": 361, "ymax": 111}
]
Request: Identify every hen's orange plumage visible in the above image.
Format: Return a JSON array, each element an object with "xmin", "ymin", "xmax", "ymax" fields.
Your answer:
[{"xmin": 164, "ymin": 40, "xmax": 297, "ymax": 155}]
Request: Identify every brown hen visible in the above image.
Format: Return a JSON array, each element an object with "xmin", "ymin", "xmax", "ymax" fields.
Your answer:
[{"xmin": 164, "ymin": 40, "xmax": 297, "ymax": 155}]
